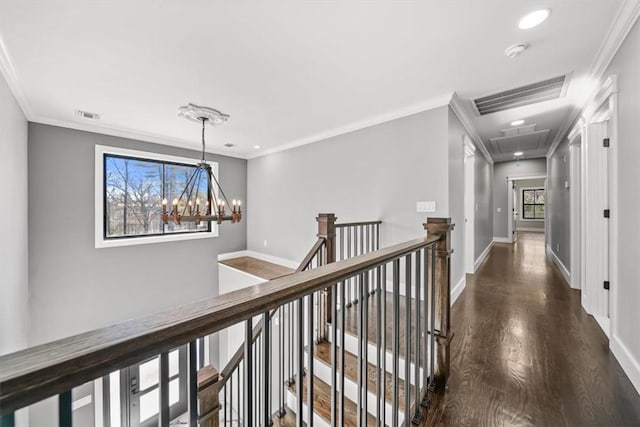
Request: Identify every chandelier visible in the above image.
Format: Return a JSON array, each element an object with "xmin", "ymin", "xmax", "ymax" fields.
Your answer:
[{"xmin": 161, "ymin": 103, "xmax": 242, "ymax": 225}]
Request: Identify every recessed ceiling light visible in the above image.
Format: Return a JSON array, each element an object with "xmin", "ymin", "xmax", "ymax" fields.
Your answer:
[
  {"xmin": 511, "ymin": 119, "xmax": 525, "ymax": 126},
  {"xmin": 519, "ymin": 9, "xmax": 551, "ymax": 30},
  {"xmin": 253, "ymin": 145, "xmax": 261, "ymax": 149},
  {"xmin": 514, "ymin": 151, "xmax": 524, "ymax": 157}
]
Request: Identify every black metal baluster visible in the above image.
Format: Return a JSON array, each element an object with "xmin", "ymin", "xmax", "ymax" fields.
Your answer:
[
  {"xmin": 228, "ymin": 374, "xmax": 232, "ymax": 425},
  {"xmin": 347, "ymin": 227, "xmax": 352, "ymax": 307},
  {"xmin": 58, "ymin": 390, "xmax": 72, "ymax": 427},
  {"xmin": 382, "ymin": 262, "xmax": 388, "ymax": 425},
  {"xmin": 188, "ymin": 341, "xmax": 198, "ymax": 427},
  {"xmin": 357, "ymin": 274, "xmax": 363, "ymax": 426},
  {"xmin": 296, "ymin": 298, "xmax": 304, "ymax": 426},
  {"xmin": 405, "ymin": 255, "xmax": 412, "ymax": 425},
  {"xmin": 429, "ymin": 247, "xmax": 437, "ymax": 396},
  {"xmin": 244, "ymin": 320, "xmax": 254, "ymax": 427},
  {"xmin": 362, "ymin": 272, "xmax": 369, "ymax": 422},
  {"xmin": 307, "ymin": 294, "xmax": 315, "ymax": 427},
  {"xmin": 422, "ymin": 248, "xmax": 429, "ymax": 406},
  {"xmin": 376, "ymin": 265, "xmax": 383, "ymax": 426},
  {"xmin": 331, "ymin": 281, "xmax": 338, "ymax": 426},
  {"xmin": 392, "ymin": 258, "xmax": 400, "ymax": 427},
  {"xmin": 339, "ymin": 280, "xmax": 346, "ymax": 426},
  {"xmin": 413, "ymin": 251, "xmax": 422, "ymax": 424},
  {"xmin": 279, "ymin": 306, "xmax": 285, "ymax": 417},
  {"xmin": 159, "ymin": 352, "xmax": 170, "ymax": 427}
]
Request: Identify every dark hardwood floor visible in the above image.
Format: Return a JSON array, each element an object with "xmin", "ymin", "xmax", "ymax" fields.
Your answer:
[{"xmin": 440, "ymin": 232, "xmax": 640, "ymax": 426}]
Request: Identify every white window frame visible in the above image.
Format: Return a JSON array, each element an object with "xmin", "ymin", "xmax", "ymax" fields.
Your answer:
[
  {"xmin": 95, "ymin": 145, "xmax": 219, "ymax": 248},
  {"xmin": 520, "ymin": 186, "xmax": 546, "ymax": 221}
]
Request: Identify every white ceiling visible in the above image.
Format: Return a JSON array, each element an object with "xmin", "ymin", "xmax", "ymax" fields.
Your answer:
[{"xmin": 0, "ymin": 0, "xmax": 629, "ymax": 160}]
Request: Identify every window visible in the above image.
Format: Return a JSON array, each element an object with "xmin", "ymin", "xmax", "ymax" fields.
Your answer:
[
  {"xmin": 96, "ymin": 145, "xmax": 218, "ymax": 248},
  {"xmin": 522, "ymin": 188, "xmax": 545, "ymax": 219}
]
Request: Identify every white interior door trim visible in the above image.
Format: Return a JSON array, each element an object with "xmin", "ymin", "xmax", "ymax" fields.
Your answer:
[{"xmin": 506, "ymin": 174, "xmax": 547, "ymax": 243}]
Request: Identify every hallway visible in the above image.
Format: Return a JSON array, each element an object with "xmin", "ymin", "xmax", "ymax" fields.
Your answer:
[{"xmin": 441, "ymin": 232, "xmax": 640, "ymax": 426}]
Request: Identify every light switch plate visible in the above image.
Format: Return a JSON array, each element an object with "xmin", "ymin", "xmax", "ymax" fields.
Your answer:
[
  {"xmin": 497, "ymin": 207, "xmax": 502, "ymax": 213},
  {"xmin": 417, "ymin": 201, "xmax": 436, "ymax": 213}
]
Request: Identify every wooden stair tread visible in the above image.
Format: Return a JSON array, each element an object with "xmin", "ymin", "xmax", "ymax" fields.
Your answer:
[
  {"xmin": 288, "ymin": 374, "xmax": 376, "ymax": 427},
  {"xmin": 219, "ymin": 256, "xmax": 294, "ymax": 280},
  {"xmin": 271, "ymin": 406, "xmax": 299, "ymax": 427},
  {"xmin": 313, "ymin": 342, "xmax": 414, "ymax": 409}
]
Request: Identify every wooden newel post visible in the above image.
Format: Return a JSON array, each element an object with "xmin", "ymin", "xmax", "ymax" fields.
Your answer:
[
  {"xmin": 198, "ymin": 365, "xmax": 220, "ymax": 427},
  {"xmin": 317, "ymin": 213, "xmax": 336, "ymax": 340},
  {"xmin": 424, "ymin": 217, "xmax": 454, "ymax": 391}
]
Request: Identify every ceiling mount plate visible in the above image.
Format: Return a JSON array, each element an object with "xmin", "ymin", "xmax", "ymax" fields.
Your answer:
[{"xmin": 178, "ymin": 103, "xmax": 229, "ymax": 126}]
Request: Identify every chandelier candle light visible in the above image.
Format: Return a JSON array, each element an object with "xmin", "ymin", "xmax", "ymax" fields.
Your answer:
[{"xmin": 161, "ymin": 103, "xmax": 242, "ymax": 225}]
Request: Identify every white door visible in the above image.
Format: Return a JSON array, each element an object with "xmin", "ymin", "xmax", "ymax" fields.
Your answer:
[
  {"xmin": 512, "ymin": 184, "xmax": 518, "ymax": 243},
  {"xmin": 464, "ymin": 150, "xmax": 475, "ymax": 273},
  {"xmin": 584, "ymin": 119, "xmax": 610, "ymax": 325}
]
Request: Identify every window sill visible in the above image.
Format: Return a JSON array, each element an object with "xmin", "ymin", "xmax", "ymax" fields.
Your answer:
[{"xmin": 95, "ymin": 230, "xmax": 218, "ymax": 249}]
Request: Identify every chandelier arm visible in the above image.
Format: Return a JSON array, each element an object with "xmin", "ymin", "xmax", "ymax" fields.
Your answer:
[
  {"xmin": 209, "ymin": 168, "xmax": 232, "ymax": 208},
  {"xmin": 175, "ymin": 166, "xmax": 201, "ymax": 216},
  {"xmin": 181, "ymin": 168, "xmax": 202, "ymax": 217}
]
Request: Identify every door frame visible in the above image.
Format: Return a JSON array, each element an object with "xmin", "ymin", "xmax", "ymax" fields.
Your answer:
[
  {"xmin": 506, "ymin": 174, "xmax": 547, "ymax": 243},
  {"xmin": 576, "ymin": 75, "xmax": 618, "ymax": 338},
  {"xmin": 463, "ymin": 136, "xmax": 475, "ymax": 274},
  {"xmin": 568, "ymin": 126, "xmax": 583, "ymax": 291}
]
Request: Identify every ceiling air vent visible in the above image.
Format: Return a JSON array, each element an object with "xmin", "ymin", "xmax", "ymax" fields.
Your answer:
[
  {"xmin": 473, "ymin": 74, "xmax": 568, "ymax": 115},
  {"xmin": 76, "ymin": 109, "xmax": 101, "ymax": 120}
]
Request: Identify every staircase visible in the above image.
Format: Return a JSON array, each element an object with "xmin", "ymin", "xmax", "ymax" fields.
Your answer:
[
  {"xmin": 0, "ymin": 213, "xmax": 453, "ymax": 427},
  {"xmin": 215, "ymin": 214, "xmax": 452, "ymax": 426}
]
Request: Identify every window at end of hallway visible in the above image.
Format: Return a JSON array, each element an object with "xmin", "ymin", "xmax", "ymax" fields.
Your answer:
[{"xmin": 522, "ymin": 188, "xmax": 545, "ymax": 219}]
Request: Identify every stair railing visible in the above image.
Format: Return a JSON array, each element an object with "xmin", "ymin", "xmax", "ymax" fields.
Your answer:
[{"xmin": 0, "ymin": 216, "xmax": 453, "ymax": 427}]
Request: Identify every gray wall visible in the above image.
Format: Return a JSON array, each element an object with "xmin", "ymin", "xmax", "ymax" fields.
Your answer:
[
  {"xmin": 493, "ymin": 158, "xmax": 547, "ymax": 239},
  {"xmin": 247, "ymin": 107, "xmax": 450, "ymax": 262},
  {"xmin": 28, "ymin": 124, "xmax": 247, "ymax": 348},
  {"xmin": 604, "ymin": 18, "xmax": 640, "ymax": 384},
  {"xmin": 515, "ymin": 178, "xmax": 546, "ymax": 231},
  {"xmin": 474, "ymin": 141, "xmax": 493, "ymax": 260},
  {"xmin": 547, "ymin": 139, "xmax": 571, "ymax": 268},
  {"xmin": 0, "ymin": 73, "xmax": 29, "ymax": 357}
]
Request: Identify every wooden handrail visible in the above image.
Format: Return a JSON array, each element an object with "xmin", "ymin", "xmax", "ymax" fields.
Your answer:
[
  {"xmin": 335, "ymin": 220, "xmax": 382, "ymax": 228},
  {"xmin": 0, "ymin": 234, "xmax": 441, "ymax": 415},
  {"xmin": 296, "ymin": 238, "xmax": 325, "ymax": 273}
]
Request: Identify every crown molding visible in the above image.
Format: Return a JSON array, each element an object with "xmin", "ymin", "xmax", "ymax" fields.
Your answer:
[
  {"xmin": 247, "ymin": 92, "xmax": 454, "ymax": 159},
  {"xmin": 32, "ymin": 116, "xmax": 250, "ymax": 160},
  {"xmin": 547, "ymin": 0, "xmax": 640, "ymax": 158},
  {"xmin": 449, "ymin": 92, "xmax": 494, "ymax": 165},
  {"xmin": 0, "ymin": 30, "xmax": 34, "ymax": 120}
]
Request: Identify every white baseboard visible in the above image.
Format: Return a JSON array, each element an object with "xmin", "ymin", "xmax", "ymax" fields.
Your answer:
[
  {"xmin": 611, "ymin": 335, "xmax": 640, "ymax": 395},
  {"xmin": 493, "ymin": 236, "xmax": 512, "ymax": 244},
  {"xmin": 474, "ymin": 241, "xmax": 494, "ymax": 272},
  {"xmin": 593, "ymin": 314, "xmax": 610, "ymax": 339},
  {"xmin": 451, "ymin": 276, "xmax": 466, "ymax": 305},
  {"xmin": 545, "ymin": 244, "xmax": 571, "ymax": 287},
  {"xmin": 516, "ymin": 227, "xmax": 545, "ymax": 232}
]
